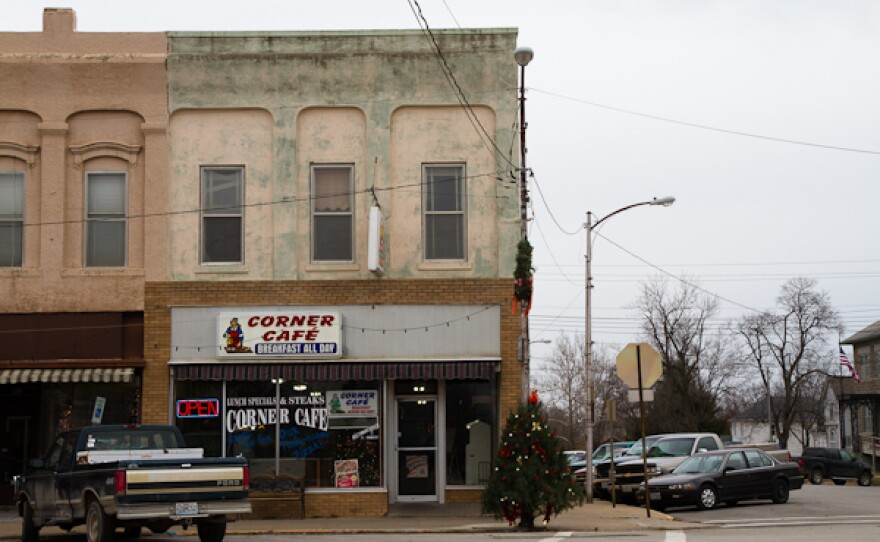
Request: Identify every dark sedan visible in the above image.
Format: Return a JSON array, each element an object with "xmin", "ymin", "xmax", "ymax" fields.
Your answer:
[{"xmin": 642, "ymin": 448, "xmax": 804, "ymax": 511}]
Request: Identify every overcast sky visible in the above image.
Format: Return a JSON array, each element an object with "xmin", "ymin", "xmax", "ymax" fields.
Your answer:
[{"xmin": 5, "ymin": 1, "xmax": 878, "ymax": 370}]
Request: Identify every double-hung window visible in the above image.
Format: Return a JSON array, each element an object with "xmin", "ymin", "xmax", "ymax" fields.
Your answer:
[
  {"xmin": 0, "ymin": 171, "xmax": 24, "ymax": 267},
  {"xmin": 201, "ymin": 167, "xmax": 244, "ymax": 264},
  {"xmin": 423, "ymin": 164, "xmax": 465, "ymax": 260},
  {"xmin": 311, "ymin": 165, "xmax": 353, "ymax": 262},
  {"xmin": 85, "ymin": 172, "xmax": 126, "ymax": 267}
]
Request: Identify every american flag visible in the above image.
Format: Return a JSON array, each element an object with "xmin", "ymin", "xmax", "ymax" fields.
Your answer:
[{"xmin": 839, "ymin": 347, "xmax": 861, "ymax": 383}]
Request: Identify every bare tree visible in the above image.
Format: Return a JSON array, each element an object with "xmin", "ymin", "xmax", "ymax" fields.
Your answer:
[
  {"xmin": 737, "ymin": 277, "xmax": 842, "ymax": 448},
  {"xmin": 635, "ymin": 276, "xmax": 741, "ymax": 434},
  {"xmin": 536, "ymin": 333, "xmax": 586, "ymax": 447}
]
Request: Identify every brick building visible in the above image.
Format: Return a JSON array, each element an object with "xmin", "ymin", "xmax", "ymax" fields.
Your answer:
[
  {"xmin": 0, "ymin": 9, "xmax": 167, "ymax": 502},
  {"xmin": 1, "ymin": 9, "xmax": 523, "ymax": 517},
  {"xmin": 145, "ymin": 27, "xmax": 523, "ymax": 516}
]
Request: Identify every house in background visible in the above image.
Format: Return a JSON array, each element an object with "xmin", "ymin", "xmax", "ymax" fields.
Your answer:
[
  {"xmin": 840, "ymin": 320, "xmax": 880, "ymax": 458},
  {"xmin": 730, "ymin": 395, "xmax": 837, "ymax": 458}
]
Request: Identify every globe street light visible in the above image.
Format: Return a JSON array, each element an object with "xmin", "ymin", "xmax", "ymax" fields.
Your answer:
[
  {"xmin": 515, "ymin": 45, "xmax": 534, "ymax": 401},
  {"xmin": 584, "ymin": 196, "xmax": 675, "ymax": 501}
]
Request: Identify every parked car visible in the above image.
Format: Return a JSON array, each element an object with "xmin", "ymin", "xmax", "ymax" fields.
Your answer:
[
  {"xmin": 564, "ymin": 450, "xmax": 587, "ymax": 470},
  {"xmin": 582, "ymin": 435, "xmax": 667, "ymax": 499},
  {"xmin": 642, "ymin": 448, "xmax": 804, "ymax": 511},
  {"xmin": 14, "ymin": 425, "xmax": 251, "ymax": 542},
  {"xmin": 794, "ymin": 447, "xmax": 874, "ymax": 486},
  {"xmin": 591, "ymin": 441, "xmax": 634, "ymax": 465}
]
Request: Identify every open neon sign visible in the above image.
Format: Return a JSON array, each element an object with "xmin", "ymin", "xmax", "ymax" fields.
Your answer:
[{"xmin": 176, "ymin": 398, "xmax": 220, "ymax": 418}]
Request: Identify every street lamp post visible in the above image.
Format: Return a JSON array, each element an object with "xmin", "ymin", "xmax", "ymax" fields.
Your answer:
[
  {"xmin": 515, "ymin": 46, "xmax": 534, "ymax": 401},
  {"xmin": 584, "ymin": 196, "xmax": 674, "ymax": 502}
]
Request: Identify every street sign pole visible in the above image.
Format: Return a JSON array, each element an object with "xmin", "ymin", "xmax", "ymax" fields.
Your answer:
[{"xmin": 637, "ymin": 344, "xmax": 651, "ymax": 518}]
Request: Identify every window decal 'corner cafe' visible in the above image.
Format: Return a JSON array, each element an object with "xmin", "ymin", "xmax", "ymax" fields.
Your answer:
[{"xmin": 217, "ymin": 311, "xmax": 342, "ymax": 359}]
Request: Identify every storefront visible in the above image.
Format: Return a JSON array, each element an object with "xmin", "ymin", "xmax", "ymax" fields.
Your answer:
[
  {"xmin": 165, "ymin": 303, "xmax": 505, "ymax": 515},
  {"xmin": 0, "ymin": 312, "xmax": 143, "ymax": 503}
]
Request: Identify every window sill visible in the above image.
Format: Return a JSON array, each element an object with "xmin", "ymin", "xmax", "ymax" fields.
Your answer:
[
  {"xmin": 196, "ymin": 265, "xmax": 249, "ymax": 275},
  {"xmin": 304, "ymin": 262, "xmax": 360, "ymax": 273},
  {"xmin": 0, "ymin": 268, "xmax": 41, "ymax": 277},
  {"xmin": 61, "ymin": 268, "xmax": 145, "ymax": 277},
  {"xmin": 417, "ymin": 261, "xmax": 473, "ymax": 272}
]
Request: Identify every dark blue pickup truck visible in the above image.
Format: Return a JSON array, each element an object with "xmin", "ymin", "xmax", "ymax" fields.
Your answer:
[
  {"xmin": 14, "ymin": 425, "xmax": 250, "ymax": 542},
  {"xmin": 794, "ymin": 447, "xmax": 874, "ymax": 486}
]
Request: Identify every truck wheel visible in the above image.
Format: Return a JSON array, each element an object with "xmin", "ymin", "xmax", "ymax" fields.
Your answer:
[
  {"xmin": 809, "ymin": 468, "xmax": 823, "ymax": 485},
  {"xmin": 833, "ymin": 479, "xmax": 847, "ymax": 486},
  {"xmin": 858, "ymin": 471, "xmax": 873, "ymax": 487},
  {"xmin": 697, "ymin": 484, "xmax": 717, "ymax": 510},
  {"xmin": 197, "ymin": 519, "xmax": 227, "ymax": 542},
  {"xmin": 771, "ymin": 479, "xmax": 789, "ymax": 504},
  {"xmin": 86, "ymin": 500, "xmax": 116, "ymax": 542},
  {"xmin": 22, "ymin": 500, "xmax": 40, "ymax": 542}
]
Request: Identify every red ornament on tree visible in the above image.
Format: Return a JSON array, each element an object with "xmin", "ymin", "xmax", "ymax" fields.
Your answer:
[{"xmin": 528, "ymin": 389, "xmax": 540, "ymax": 404}]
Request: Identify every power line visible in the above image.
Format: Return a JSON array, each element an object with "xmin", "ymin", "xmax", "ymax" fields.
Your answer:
[{"xmin": 531, "ymin": 87, "xmax": 880, "ymax": 156}]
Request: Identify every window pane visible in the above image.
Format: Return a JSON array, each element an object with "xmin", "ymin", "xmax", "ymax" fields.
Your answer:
[
  {"xmin": 203, "ymin": 169, "xmax": 242, "ymax": 215},
  {"xmin": 86, "ymin": 220, "xmax": 125, "ymax": 266},
  {"xmin": 0, "ymin": 172, "xmax": 24, "ymax": 217},
  {"xmin": 313, "ymin": 215, "xmax": 352, "ymax": 261},
  {"xmin": 0, "ymin": 222, "xmax": 23, "ymax": 266},
  {"xmin": 426, "ymin": 167, "xmax": 462, "ymax": 212},
  {"xmin": 446, "ymin": 381, "xmax": 494, "ymax": 485},
  {"xmin": 88, "ymin": 173, "xmax": 125, "ymax": 213},
  {"xmin": 202, "ymin": 216, "xmax": 242, "ymax": 263},
  {"xmin": 425, "ymin": 214, "xmax": 463, "ymax": 259},
  {"xmin": 314, "ymin": 168, "xmax": 352, "ymax": 212}
]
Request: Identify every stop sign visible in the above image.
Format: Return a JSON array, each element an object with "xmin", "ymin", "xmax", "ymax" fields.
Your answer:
[{"xmin": 616, "ymin": 342, "xmax": 663, "ymax": 388}]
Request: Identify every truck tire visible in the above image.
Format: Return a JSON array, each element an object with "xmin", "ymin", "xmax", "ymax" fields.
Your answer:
[
  {"xmin": 22, "ymin": 500, "xmax": 40, "ymax": 542},
  {"xmin": 86, "ymin": 500, "xmax": 116, "ymax": 542},
  {"xmin": 858, "ymin": 471, "xmax": 873, "ymax": 487},
  {"xmin": 197, "ymin": 518, "xmax": 227, "ymax": 542},
  {"xmin": 809, "ymin": 468, "xmax": 823, "ymax": 485},
  {"xmin": 771, "ymin": 479, "xmax": 789, "ymax": 504}
]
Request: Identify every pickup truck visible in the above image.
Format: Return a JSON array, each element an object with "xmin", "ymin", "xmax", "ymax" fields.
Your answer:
[
  {"xmin": 14, "ymin": 425, "xmax": 251, "ymax": 542},
  {"xmin": 794, "ymin": 447, "xmax": 874, "ymax": 486}
]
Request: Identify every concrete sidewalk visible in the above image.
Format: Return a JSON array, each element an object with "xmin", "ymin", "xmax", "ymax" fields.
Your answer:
[{"xmin": 0, "ymin": 501, "xmax": 705, "ymax": 538}]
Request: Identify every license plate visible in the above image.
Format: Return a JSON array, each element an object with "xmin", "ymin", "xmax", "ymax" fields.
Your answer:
[
  {"xmin": 649, "ymin": 491, "xmax": 661, "ymax": 500},
  {"xmin": 175, "ymin": 502, "xmax": 198, "ymax": 516}
]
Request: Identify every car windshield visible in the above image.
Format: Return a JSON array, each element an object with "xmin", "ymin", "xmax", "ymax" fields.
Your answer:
[
  {"xmin": 647, "ymin": 438, "xmax": 694, "ymax": 458},
  {"xmin": 567, "ymin": 452, "xmax": 586, "ymax": 465},
  {"xmin": 674, "ymin": 454, "xmax": 724, "ymax": 474},
  {"xmin": 622, "ymin": 437, "xmax": 658, "ymax": 457}
]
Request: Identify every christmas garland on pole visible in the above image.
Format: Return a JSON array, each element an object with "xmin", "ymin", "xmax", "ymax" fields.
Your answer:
[{"xmin": 513, "ymin": 239, "xmax": 534, "ymax": 313}]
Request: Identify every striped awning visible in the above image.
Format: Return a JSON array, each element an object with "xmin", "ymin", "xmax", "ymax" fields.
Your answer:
[
  {"xmin": 0, "ymin": 368, "xmax": 136, "ymax": 385},
  {"xmin": 173, "ymin": 362, "xmax": 497, "ymax": 382}
]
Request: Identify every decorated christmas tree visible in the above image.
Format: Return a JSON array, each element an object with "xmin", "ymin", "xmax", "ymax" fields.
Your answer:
[{"xmin": 482, "ymin": 389, "xmax": 584, "ymax": 529}]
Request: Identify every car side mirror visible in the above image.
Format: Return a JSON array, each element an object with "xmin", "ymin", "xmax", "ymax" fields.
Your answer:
[{"xmin": 29, "ymin": 458, "xmax": 45, "ymax": 469}]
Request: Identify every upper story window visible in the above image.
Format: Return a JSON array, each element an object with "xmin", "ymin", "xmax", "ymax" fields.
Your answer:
[
  {"xmin": 311, "ymin": 165, "xmax": 353, "ymax": 262},
  {"xmin": 0, "ymin": 171, "xmax": 24, "ymax": 267},
  {"xmin": 201, "ymin": 167, "xmax": 244, "ymax": 264},
  {"xmin": 423, "ymin": 164, "xmax": 465, "ymax": 260},
  {"xmin": 85, "ymin": 172, "xmax": 126, "ymax": 267}
]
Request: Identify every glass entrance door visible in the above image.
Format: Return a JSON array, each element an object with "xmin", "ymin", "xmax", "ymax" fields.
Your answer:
[{"xmin": 396, "ymin": 399, "xmax": 437, "ymax": 500}]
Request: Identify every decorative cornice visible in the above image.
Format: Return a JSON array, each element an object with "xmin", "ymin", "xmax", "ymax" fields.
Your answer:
[
  {"xmin": 37, "ymin": 122, "xmax": 69, "ymax": 135},
  {"xmin": 69, "ymin": 141, "xmax": 142, "ymax": 168},
  {"xmin": 0, "ymin": 142, "xmax": 39, "ymax": 167}
]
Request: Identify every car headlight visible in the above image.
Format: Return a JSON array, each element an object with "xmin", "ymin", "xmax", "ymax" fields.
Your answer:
[{"xmin": 668, "ymin": 482, "xmax": 695, "ymax": 490}]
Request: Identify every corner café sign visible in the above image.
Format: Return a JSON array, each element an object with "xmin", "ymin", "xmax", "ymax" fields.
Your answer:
[{"xmin": 217, "ymin": 311, "xmax": 342, "ymax": 359}]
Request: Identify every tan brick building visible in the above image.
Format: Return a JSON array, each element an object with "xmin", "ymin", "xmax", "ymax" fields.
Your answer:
[{"xmin": 0, "ymin": 9, "xmax": 167, "ymax": 502}]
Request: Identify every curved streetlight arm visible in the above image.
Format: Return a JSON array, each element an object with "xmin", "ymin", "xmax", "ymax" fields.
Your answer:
[{"xmin": 593, "ymin": 197, "xmax": 676, "ymax": 230}]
